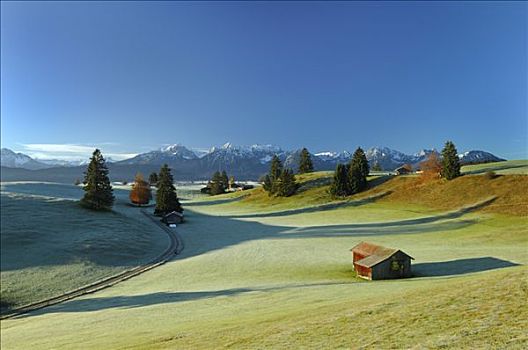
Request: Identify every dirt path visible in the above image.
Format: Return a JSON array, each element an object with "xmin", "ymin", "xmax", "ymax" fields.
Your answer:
[{"xmin": 0, "ymin": 209, "xmax": 183, "ymax": 320}]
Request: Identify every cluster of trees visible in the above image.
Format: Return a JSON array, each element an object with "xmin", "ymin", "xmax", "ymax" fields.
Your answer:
[
  {"xmin": 420, "ymin": 141, "xmax": 461, "ymax": 181},
  {"xmin": 262, "ymin": 155, "xmax": 298, "ymax": 197},
  {"xmin": 80, "ymin": 149, "xmax": 182, "ymax": 215},
  {"xmin": 208, "ymin": 170, "xmax": 231, "ymax": 195},
  {"xmin": 329, "ymin": 147, "xmax": 369, "ymax": 198},
  {"xmin": 298, "ymin": 148, "xmax": 314, "ymax": 174}
]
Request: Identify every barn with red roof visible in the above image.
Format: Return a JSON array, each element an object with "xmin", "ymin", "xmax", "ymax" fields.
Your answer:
[{"xmin": 351, "ymin": 242, "xmax": 414, "ymax": 280}]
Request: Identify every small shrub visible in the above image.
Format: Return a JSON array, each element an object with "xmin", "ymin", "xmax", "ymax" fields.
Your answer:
[{"xmin": 484, "ymin": 171, "xmax": 497, "ymax": 180}]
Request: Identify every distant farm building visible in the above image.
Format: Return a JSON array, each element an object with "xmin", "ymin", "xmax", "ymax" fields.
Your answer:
[
  {"xmin": 351, "ymin": 242, "xmax": 413, "ymax": 280},
  {"xmin": 394, "ymin": 165, "xmax": 412, "ymax": 175},
  {"xmin": 161, "ymin": 211, "xmax": 184, "ymax": 226}
]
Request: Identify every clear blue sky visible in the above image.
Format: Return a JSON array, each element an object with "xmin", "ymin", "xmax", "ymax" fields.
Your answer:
[{"xmin": 1, "ymin": 1, "xmax": 526, "ymax": 160}]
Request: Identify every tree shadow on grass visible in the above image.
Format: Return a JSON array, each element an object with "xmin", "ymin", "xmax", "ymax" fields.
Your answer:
[
  {"xmin": 413, "ymin": 257, "xmax": 520, "ymax": 277},
  {"xmin": 184, "ymin": 194, "xmax": 249, "ymax": 207},
  {"xmin": 15, "ymin": 281, "xmax": 355, "ymax": 317},
  {"xmin": 226, "ymin": 191, "xmax": 392, "ymax": 219},
  {"xmin": 463, "ymin": 163, "xmax": 526, "ymax": 175},
  {"xmin": 285, "ymin": 197, "xmax": 496, "ymax": 236}
]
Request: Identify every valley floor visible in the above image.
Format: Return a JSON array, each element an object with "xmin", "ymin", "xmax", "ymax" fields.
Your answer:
[{"xmin": 1, "ymin": 167, "xmax": 527, "ymax": 349}]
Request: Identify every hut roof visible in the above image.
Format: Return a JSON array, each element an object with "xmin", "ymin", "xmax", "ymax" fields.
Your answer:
[
  {"xmin": 164, "ymin": 211, "xmax": 183, "ymax": 218},
  {"xmin": 351, "ymin": 242, "xmax": 414, "ymax": 268},
  {"xmin": 350, "ymin": 242, "xmax": 397, "ymax": 257}
]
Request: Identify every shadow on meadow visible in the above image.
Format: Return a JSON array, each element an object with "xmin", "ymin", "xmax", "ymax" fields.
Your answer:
[
  {"xmin": 463, "ymin": 163, "xmax": 527, "ymax": 175},
  {"xmin": 14, "ymin": 256, "xmax": 520, "ymax": 317},
  {"xmin": 16, "ymin": 281, "xmax": 356, "ymax": 317},
  {"xmin": 217, "ymin": 191, "xmax": 392, "ymax": 219},
  {"xmin": 413, "ymin": 257, "xmax": 519, "ymax": 277}
]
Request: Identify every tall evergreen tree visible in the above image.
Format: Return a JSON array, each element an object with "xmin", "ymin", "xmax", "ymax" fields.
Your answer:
[
  {"xmin": 275, "ymin": 168, "xmax": 298, "ymax": 197},
  {"xmin": 209, "ymin": 171, "xmax": 226, "ymax": 195},
  {"xmin": 155, "ymin": 164, "xmax": 183, "ymax": 215},
  {"xmin": 80, "ymin": 149, "xmax": 115, "ymax": 210},
  {"xmin": 220, "ymin": 170, "xmax": 229, "ymax": 191},
  {"xmin": 268, "ymin": 155, "xmax": 283, "ymax": 195},
  {"xmin": 148, "ymin": 172, "xmax": 159, "ymax": 186},
  {"xmin": 270, "ymin": 155, "xmax": 283, "ymax": 181},
  {"xmin": 262, "ymin": 174, "xmax": 273, "ymax": 193},
  {"xmin": 371, "ymin": 162, "xmax": 382, "ymax": 172},
  {"xmin": 329, "ymin": 163, "xmax": 349, "ymax": 198},
  {"xmin": 441, "ymin": 141, "xmax": 461, "ymax": 180},
  {"xmin": 298, "ymin": 148, "xmax": 314, "ymax": 174},
  {"xmin": 348, "ymin": 147, "xmax": 369, "ymax": 194}
]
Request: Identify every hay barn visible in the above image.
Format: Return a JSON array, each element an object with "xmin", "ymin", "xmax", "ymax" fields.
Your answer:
[{"xmin": 351, "ymin": 242, "xmax": 413, "ymax": 280}]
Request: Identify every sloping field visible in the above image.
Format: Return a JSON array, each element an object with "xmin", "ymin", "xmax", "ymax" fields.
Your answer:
[
  {"xmin": 0, "ymin": 183, "xmax": 168, "ymax": 311},
  {"xmin": 1, "ymin": 173, "xmax": 526, "ymax": 349},
  {"xmin": 462, "ymin": 159, "xmax": 528, "ymax": 175},
  {"xmin": 191, "ymin": 164, "xmax": 528, "ymax": 217}
]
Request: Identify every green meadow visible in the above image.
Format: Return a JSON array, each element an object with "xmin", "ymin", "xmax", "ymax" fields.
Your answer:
[
  {"xmin": 1, "ymin": 163, "xmax": 527, "ymax": 349},
  {"xmin": 0, "ymin": 183, "xmax": 168, "ymax": 311}
]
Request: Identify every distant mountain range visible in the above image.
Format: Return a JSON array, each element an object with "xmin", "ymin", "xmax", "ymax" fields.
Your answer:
[{"xmin": 0, "ymin": 144, "xmax": 506, "ymax": 183}]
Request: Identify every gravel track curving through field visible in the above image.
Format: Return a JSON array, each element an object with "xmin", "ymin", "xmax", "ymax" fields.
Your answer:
[{"xmin": 0, "ymin": 209, "xmax": 183, "ymax": 320}]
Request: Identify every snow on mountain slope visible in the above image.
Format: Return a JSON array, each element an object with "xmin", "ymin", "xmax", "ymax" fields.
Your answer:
[{"xmin": 0, "ymin": 148, "xmax": 51, "ymax": 170}]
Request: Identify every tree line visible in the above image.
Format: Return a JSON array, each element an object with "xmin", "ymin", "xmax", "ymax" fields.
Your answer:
[
  {"xmin": 80, "ymin": 141, "xmax": 462, "ymax": 210},
  {"xmin": 80, "ymin": 149, "xmax": 182, "ymax": 216}
]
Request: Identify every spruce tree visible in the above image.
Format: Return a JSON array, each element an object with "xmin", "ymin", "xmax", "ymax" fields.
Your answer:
[
  {"xmin": 371, "ymin": 162, "xmax": 382, "ymax": 172},
  {"xmin": 155, "ymin": 164, "xmax": 183, "ymax": 215},
  {"xmin": 220, "ymin": 170, "xmax": 229, "ymax": 191},
  {"xmin": 298, "ymin": 148, "xmax": 314, "ymax": 174},
  {"xmin": 262, "ymin": 174, "xmax": 273, "ymax": 194},
  {"xmin": 268, "ymin": 155, "xmax": 283, "ymax": 195},
  {"xmin": 80, "ymin": 149, "xmax": 115, "ymax": 210},
  {"xmin": 348, "ymin": 147, "xmax": 369, "ymax": 194},
  {"xmin": 209, "ymin": 171, "xmax": 226, "ymax": 195},
  {"xmin": 441, "ymin": 141, "xmax": 461, "ymax": 180},
  {"xmin": 149, "ymin": 172, "xmax": 159, "ymax": 186},
  {"xmin": 329, "ymin": 163, "xmax": 349, "ymax": 198},
  {"xmin": 275, "ymin": 168, "xmax": 298, "ymax": 197}
]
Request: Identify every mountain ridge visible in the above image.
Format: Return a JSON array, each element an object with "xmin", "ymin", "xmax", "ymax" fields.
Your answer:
[{"xmin": 1, "ymin": 144, "xmax": 506, "ymax": 182}]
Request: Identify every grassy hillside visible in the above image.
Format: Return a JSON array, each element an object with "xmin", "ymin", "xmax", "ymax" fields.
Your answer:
[
  {"xmin": 1, "ymin": 171, "xmax": 526, "ymax": 349},
  {"xmin": 192, "ymin": 166, "xmax": 527, "ymax": 216},
  {"xmin": 0, "ymin": 183, "xmax": 168, "ymax": 311},
  {"xmin": 461, "ymin": 159, "xmax": 528, "ymax": 175}
]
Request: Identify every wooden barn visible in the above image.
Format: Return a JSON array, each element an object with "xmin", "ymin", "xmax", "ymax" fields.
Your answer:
[
  {"xmin": 394, "ymin": 166, "xmax": 411, "ymax": 175},
  {"xmin": 351, "ymin": 242, "xmax": 413, "ymax": 280},
  {"xmin": 161, "ymin": 211, "xmax": 184, "ymax": 226}
]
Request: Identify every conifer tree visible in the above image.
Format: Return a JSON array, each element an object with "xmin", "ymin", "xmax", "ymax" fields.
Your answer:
[
  {"xmin": 348, "ymin": 147, "xmax": 369, "ymax": 194},
  {"xmin": 262, "ymin": 174, "xmax": 273, "ymax": 193},
  {"xmin": 329, "ymin": 163, "xmax": 349, "ymax": 198},
  {"xmin": 149, "ymin": 172, "xmax": 159, "ymax": 186},
  {"xmin": 221, "ymin": 170, "xmax": 229, "ymax": 191},
  {"xmin": 298, "ymin": 148, "xmax": 314, "ymax": 174},
  {"xmin": 275, "ymin": 168, "xmax": 298, "ymax": 197},
  {"xmin": 155, "ymin": 164, "xmax": 183, "ymax": 215},
  {"xmin": 80, "ymin": 149, "xmax": 115, "ymax": 210},
  {"xmin": 209, "ymin": 171, "xmax": 226, "ymax": 195},
  {"xmin": 270, "ymin": 155, "xmax": 283, "ymax": 182},
  {"xmin": 129, "ymin": 173, "xmax": 152, "ymax": 206},
  {"xmin": 268, "ymin": 155, "xmax": 283, "ymax": 195},
  {"xmin": 371, "ymin": 162, "xmax": 382, "ymax": 172},
  {"xmin": 441, "ymin": 141, "xmax": 461, "ymax": 180}
]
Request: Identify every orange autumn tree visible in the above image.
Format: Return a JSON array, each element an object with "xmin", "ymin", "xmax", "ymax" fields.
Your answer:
[
  {"xmin": 420, "ymin": 152, "xmax": 442, "ymax": 180},
  {"xmin": 129, "ymin": 173, "xmax": 152, "ymax": 206}
]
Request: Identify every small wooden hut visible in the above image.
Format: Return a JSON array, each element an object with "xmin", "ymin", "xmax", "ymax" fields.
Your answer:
[
  {"xmin": 161, "ymin": 211, "xmax": 184, "ymax": 226},
  {"xmin": 351, "ymin": 242, "xmax": 413, "ymax": 280}
]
